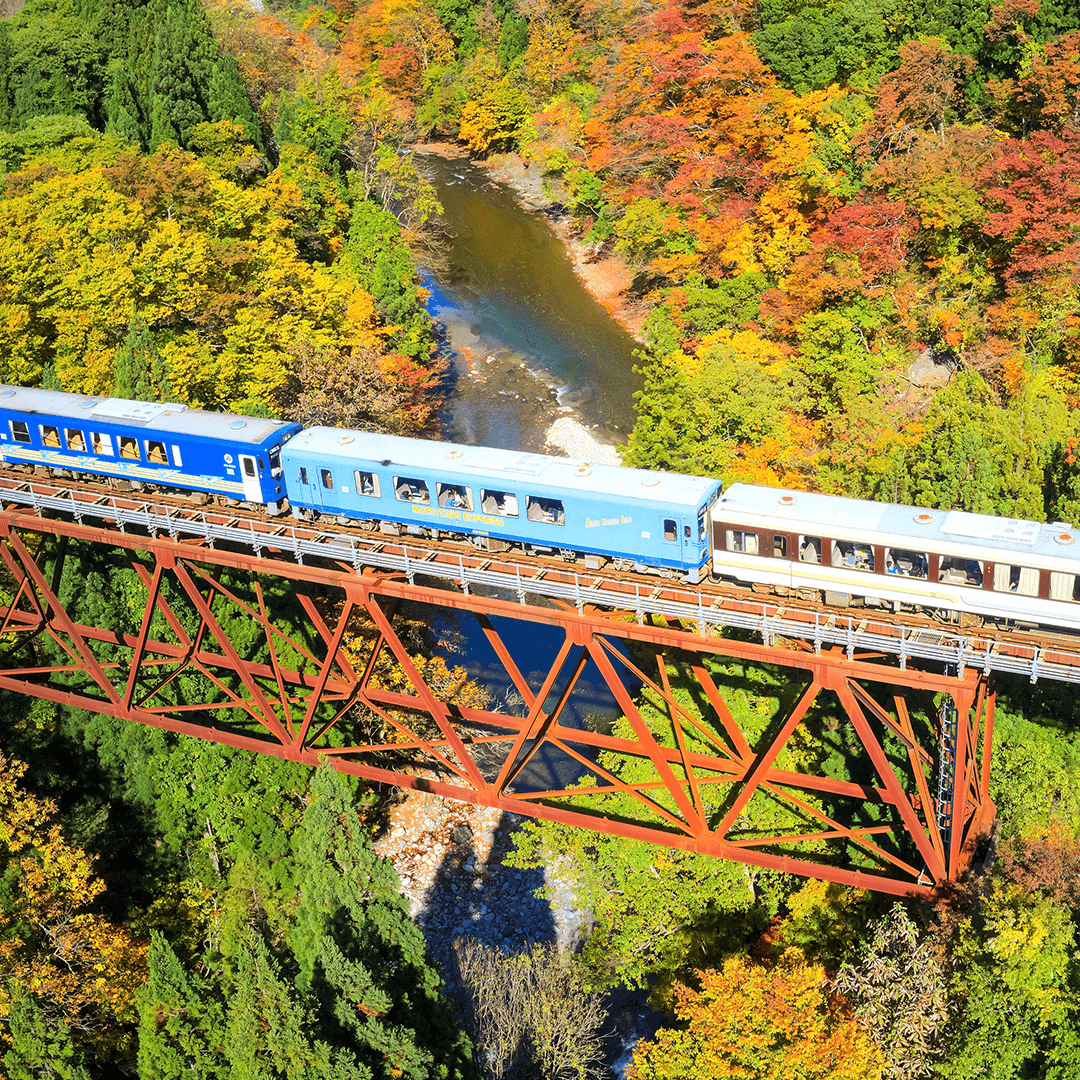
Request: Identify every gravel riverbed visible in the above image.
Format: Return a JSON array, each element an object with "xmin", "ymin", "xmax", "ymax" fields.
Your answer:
[
  {"xmin": 374, "ymin": 792, "xmax": 588, "ymax": 974},
  {"xmin": 375, "ymin": 790, "xmax": 659, "ymax": 1075}
]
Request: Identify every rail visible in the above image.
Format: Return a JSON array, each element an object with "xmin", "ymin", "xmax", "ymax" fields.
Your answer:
[{"xmin": 3, "ymin": 475, "xmax": 1080, "ymax": 684}]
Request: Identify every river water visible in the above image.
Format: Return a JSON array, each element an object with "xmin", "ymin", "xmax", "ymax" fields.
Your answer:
[
  {"xmin": 413, "ymin": 148, "xmax": 646, "ymax": 752},
  {"xmin": 415, "ymin": 151, "xmax": 640, "ymax": 450},
  {"xmin": 408, "ymin": 150, "xmax": 659, "ymax": 1071}
]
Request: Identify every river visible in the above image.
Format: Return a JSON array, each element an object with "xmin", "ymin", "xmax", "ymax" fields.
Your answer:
[
  {"xmin": 415, "ymin": 150, "xmax": 641, "ymax": 452},
  {"xmin": 404, "ymin": 149, "xmax": 660, "ymax": 1072},
  {"xmin": 413, "ymin": 147, "xmax": 646, "ymax": 766}
]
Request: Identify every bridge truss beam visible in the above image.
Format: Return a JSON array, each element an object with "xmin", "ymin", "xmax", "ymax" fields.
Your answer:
[{"xmin": 0, "ymin": 509, "xmax": 995, "ymax": 898}]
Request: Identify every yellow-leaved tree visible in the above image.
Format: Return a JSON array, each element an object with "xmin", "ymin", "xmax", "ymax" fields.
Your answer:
[
  {"xmin": 630, "ymin": 952, "xmax": 884, "ymax": 1080},
  {"xmin": 0, "ymin": 752, "xmax": 146, "ymax": 1058}
]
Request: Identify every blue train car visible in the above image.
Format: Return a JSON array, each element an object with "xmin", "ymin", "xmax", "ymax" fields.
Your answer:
[
  {"xmin": 0, "ymin": 386, "xmax": 301, "ymax": 513},
  {"xmin": 282, "ymin": 428, "xmax": 721, "ymax": 580}
]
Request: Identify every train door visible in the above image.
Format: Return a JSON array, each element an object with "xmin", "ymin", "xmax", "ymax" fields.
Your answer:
[
  {"xmin": 659, "ymin": 515, "xmax": 685, "ymax": 567},
  {"xmin": 679, "ymin": 516, "xmax": 698, "ymax": 566},
  {"xmin": 294, "ymin": 463, "xmax": 317, "ymax": 509},
  {"xmin": 238, "ymin": 454, "xmax": 263, "ymax": 502}
]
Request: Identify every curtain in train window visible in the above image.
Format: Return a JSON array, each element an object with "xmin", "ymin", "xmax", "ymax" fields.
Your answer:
[
  {"xmin": 726, "ymin": 529, "xmax": 759, "ymax": 555},
  {"xmin": 992, "ymin": 564, "xmax": 1039, "ymax": 596},
  {"xmin": 1050, "ymin": 572, "xmax": 1080, "ymax": 602},
  {"xmin": 481, "ymin": 489, "xmax": 518, "ymax": 516}
]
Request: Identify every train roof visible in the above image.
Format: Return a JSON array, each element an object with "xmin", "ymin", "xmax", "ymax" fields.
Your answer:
[
  {"xmin": 285, "ymin": 427, "xmax": 718, "ymax": 507},
  {"xmin": 720, "ymin": 482, "xmax": 1080, "ymax": 561},
  {"xmin": 0, "ymin": 385, "xmax": 296, "ymax": 446}
]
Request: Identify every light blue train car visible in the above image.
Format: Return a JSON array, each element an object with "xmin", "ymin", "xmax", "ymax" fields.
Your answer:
[
  {"xmin": 282, "ymin": 428, "xmax": 722, "ymax": 580},
  {"xmin": 0, "ymin": 385, "xmax": 301, "ymax": 512}
]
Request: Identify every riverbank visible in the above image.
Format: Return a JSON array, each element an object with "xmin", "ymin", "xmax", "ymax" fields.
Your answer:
[{"xmin": 486, "ymin": 153, "xmax": 651, "ymax": 343}]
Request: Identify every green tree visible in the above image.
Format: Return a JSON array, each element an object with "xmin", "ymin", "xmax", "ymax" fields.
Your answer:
[
  {"xmin": 900, "ymin": 369, "xmax": 1001, "ymax": 512},
  {"xmin": 3, "ymin": 988, "xmax": 93, "ymax": 1080},
  {"xmin": 336, "ymin": 198, "xmax": 436, "ymax": 364},
  {"xmin": 791, "ymin": 305, "xmax": 887, "ymax": 416},
  {"xmin": 289, "ymin": 765, "xmax": 476, "ymax": 1079},
  {"xmin": 506, "ymin": 820, "xmax": 753, "ymax": 991},
  {"xmin": 938, "ymin": 884, "xmax": 1080, "ymax": 1080},
  {"xmin": 755, "ymin": 0, "xmax": 895, "ymax": 93},
  {"xmin": 0, "ymin": 0, "xmax": 260, "ymax": 151},
  {"xmin": 137, "ymin": 933, "xmax": 230, "ymax": 1080},
  {"xmin": 113, "ymin": 311, "xmax": 168, "ymax": 401}
]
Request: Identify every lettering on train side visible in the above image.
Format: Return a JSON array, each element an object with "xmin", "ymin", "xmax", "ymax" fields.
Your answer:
[
  {"xmin": 411, "ymin": 505, "xmax": 505, "ymax": 527},
  {"xmin": 585, "ymin": 515, "xmax": 632, "ymax": 527}
]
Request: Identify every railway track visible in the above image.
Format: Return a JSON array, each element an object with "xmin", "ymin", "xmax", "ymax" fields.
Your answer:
[{"xmin": 2, "ymin": 466, "xmax": 1080, "ymax": 683}]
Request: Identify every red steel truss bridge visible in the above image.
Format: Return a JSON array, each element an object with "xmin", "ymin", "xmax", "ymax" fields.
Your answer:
[{"xmin": 5, "ymin": 477, "xmax": 1077, "ymax": 898}]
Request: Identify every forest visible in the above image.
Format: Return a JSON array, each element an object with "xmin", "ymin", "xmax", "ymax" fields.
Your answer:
[{"xmin": 2, "ymin": 0, "xmax": 1080, "ymax": 1076}]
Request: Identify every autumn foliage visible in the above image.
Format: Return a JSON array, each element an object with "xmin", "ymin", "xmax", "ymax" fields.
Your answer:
[
  {"xmin": 629, "ymin": 953, "xmax": 884, "ymax": 1079},
  {"xmin": 0, "ymin": 753, "xmax": 146, "ymax": 1057},
  {"xmin": 212, "ymin": 0, "xmax": 1080, "ymax": 516}
]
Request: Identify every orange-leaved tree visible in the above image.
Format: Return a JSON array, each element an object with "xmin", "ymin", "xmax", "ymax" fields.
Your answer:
[
  {"xmin": 0, "ymin": 753, "xmax": 147, "ymax": 1057},
  {"xmin": 629, "ymin": 952, "xmax": 884, "ymax": 1080}
]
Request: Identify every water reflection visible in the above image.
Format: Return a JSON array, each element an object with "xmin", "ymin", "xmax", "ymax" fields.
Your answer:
[{"xmin": 416, "ymin": 152, "xmax": 641, "ymax": 446}]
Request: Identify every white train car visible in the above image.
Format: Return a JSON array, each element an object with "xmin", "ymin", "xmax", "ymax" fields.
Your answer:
[{"xmin": 711, "ymin": 483, "xmax": 1080, "ymax": 631}]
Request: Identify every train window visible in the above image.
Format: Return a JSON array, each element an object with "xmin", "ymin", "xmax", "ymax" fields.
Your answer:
[
  {"xmin": 244, "ymin": 458, "xmax": 256, "ymax": 478},
  {"xmin": 698, "ymin": 509, "xmax": 707, "ymax": 541},
  {"xmin": 299, "ymin": 467, "xmax": 309, "ymax": 485},
  {"xmin": 939, "ymin": 557, "xmax": 984, "ymax": 588},
  {"xmin": 526, "ymin": 496, "xmax": 565, "ymax": 525},
  {"xmin": 119, "ymin": 436, "xmax": 139, "ymax": 459},
  {"xmin": 40, "ymin": 425, "xmax": 60, "ymax": 447},
  {"xmin": 91, "ymin": 432, "xmax": 114, "ymax": 456},
  {"xmin": 320, "ymin": 468, "xmax": 333, "ymax": 489},
  {"xmin": 437, "ymin": 482, "xmax": 473, "ymax": 510},
  {"xmin": 65, "ymin": 429, "xmax": 86, "ymax": 452},
  {"xmin": 992, "ymin": 563, "xmax": 1040, "ymax": 596},
  {"xmin": 9, "ymin": 421, "xmax": 29, "ymax": 444},
  {"xmin": 799, "ymin": 536, "xmax": 821, "ymax": 564},
  {"xmin": 171, "ymin": 445, "xmax": 182, "ymax": 466},
  {"xmin": 145, "ymin": 440, "xmax": 168, "ymax": 464},
  {"xmin": 268, "ymin": 448, "xmax": 281, "ymax": 476},
  {"xmin": 481, "ymin": 489, "xmax": 519, "ymax": 517},
  {"xmin": 773, "ymin": 535, "xmax": 788, "ymax": 558},
  {"xmin": 1050, "ymin": 572, "xmax": 1080, "ymax": 602},
  {"xmin": 663, "ymin": 519, "xmax": 678, "ymax": 542},
  {"xmin": 684, "ymin": 525, "xmax": 691, "ymax": 539},
  {"xmin": 885, "ymin": 548, "xmax": 927, "ymax": 579},
  {"xmin": 832, "ymin": 541, "xmax": 875, "ymax": 572},
  {"xmin": 354, "ymin": 471, "xmax": 380, "ymax": 497},
  {"xmin": 394, "ymin": 476, "xmax": 430, "ymax": 505},
  {"xmin": 727, "ymin": 530, "xmax": 759, "ymax": 555}
]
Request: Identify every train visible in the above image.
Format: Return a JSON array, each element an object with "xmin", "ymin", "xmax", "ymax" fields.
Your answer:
[{"xmin": 1, "ymin": 384, "xmax": 1078, "ymax": 632}]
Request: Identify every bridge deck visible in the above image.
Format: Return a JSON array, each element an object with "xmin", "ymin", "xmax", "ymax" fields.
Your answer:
[{"xmin": 0, "ymin": 474, "xmax": 1076, "ymax": 684}]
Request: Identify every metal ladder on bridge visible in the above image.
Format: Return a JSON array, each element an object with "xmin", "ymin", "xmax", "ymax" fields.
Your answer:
[{"xmin": 935, "ymin": 694, "xmax": 960, "ymax": 853}]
